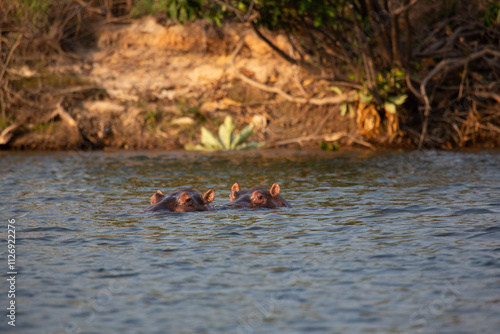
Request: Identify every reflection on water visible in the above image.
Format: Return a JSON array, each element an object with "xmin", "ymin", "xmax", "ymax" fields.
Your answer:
[{"xmin": 1, "ymin": 149, "xmax": 499, "ymax": 333}]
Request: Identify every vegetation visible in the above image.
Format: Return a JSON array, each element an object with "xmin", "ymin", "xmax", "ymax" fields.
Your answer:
[
  {"xmin": 185, "ymin": 116, "xmax": 264, "ymax": 151},
  {"xmin": 1, "ymin": 0, "xmax": 499, "ymax": 149},
  {"xmin": 318, "ymin": 140, "xmax": 339, "ymax": 151},
  {"xmin": 203, "ymin": 0, "xmax": 500, "ymax": 148}
]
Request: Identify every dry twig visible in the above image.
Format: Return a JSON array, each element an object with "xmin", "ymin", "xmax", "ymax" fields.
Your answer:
[
  {"xmin": 231, "ymin": 40, "xmax": 357, "ymax": 106},
  {"xmin": 266, "ymin": 131, "xmax": 375, "ymax": 150},
  {"xmin": 0, "ymin": 34, "xmax": 23, "ymax": 82},
  {"xmin": 418, "ymin": 48, "xmax": 500, "ymax": 148}
]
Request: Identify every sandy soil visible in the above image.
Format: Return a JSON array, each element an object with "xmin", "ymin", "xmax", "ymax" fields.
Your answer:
[{"xmin": 6, "ymin": 17, "xmax": 360, "ymax": 150}]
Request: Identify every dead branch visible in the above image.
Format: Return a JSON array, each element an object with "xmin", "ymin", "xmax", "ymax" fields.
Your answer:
[
  {"xmin": 418, "ymin": 48, "xmax": 500, "ymax": 148},
  {"xmin": 404, "ymin": 7, "xmax": 412, "ymax": 67},
  {"xmin": 290, "ymin": 45, "xmax": 308, "ymax": 98},
  {"xmin": 212, "ymin": 0, "xmax": 244, "ymax": 21},
  {"xmin": 52, "ymin": 85, "xmax": 101, "ymax": 96},
  {"xmin": 293, "ymin": 65, "xmax": 308, "ymax": 98},
  {"xmin": 486, "ymin": 122, "xmax": 500, "ymax": 134},
  {"xmin": 0, "ymin": 34, "xmax": 22, "ymax": 82},
  {"xmin": 266, "ymin": 131, "xmax": 375, "ymax": 150},
  {"xmin": 406, "ymin": 73, "xmax": 422, "ymax": 99},
  {"xmin": 390, "ymin": 10, "xmax": 402, "ymax": 66},
  {"xmin": 313, "ymin": 78, "xmax": 363, "ymax": 90},
  {"xmin": 244, "ymin": 0, "xmax": 255, "ymax": 21},
  {"xmin": 392, "ymin": 0, "xmax": 420, "ymax": 15},
  {"xmin": 251, "ymin": 22, "xmax": 301, "ymax": 66},
  {"xmin": 346, "ymin": 134, "xmax": 376, "ymax": 150},
  {"xmin": 5, "ymin": 86, "xmax": 48, "ymax": 109},
  {"xmin": 416, "ymin": 24, "xmax": 487, "ymax": 58},
  {"xmin": 389, "ymin": 0, "xmax": 420, "ymax": 67},
  {"xmin": 417, "ymin": 18, "xmax": 455, "ymax": 53},
  {"xmin": 458, "ymin": 63, "xmax": 468, "ymax": 99},
  {"xmin": 53, "ymin": 100, "xmax": 78, "ymax": 128},
  {"xmin": 474, "ymin": 92, "xmax": 500, "ymax": 104},
  {"xmin": 231, "ymin": 40, "xmax": 357, "ymax": 106},
  {"xmin": 0, "ymin": 123, "xmax": 20, "ymax": 145},
  {"xmin": 313, "ymin": 107, "xmax": 337, "ymax": 135},
  {"xmin": 444, "ymin": 25, "xmax": 480, "ymax": 50}
]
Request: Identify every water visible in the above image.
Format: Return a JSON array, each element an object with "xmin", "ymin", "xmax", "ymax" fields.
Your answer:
[{"xmin": 1, "ymin": 149, "xmax": 499, "ymax": 334}]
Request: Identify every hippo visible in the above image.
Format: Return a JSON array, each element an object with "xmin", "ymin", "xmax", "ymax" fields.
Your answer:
[
  {"xmin": 146, "ymin": 188, "xmax": 215, "ymax": 212},
  {"xmin": 226, "ymin": 183, "xmax": 292, "ymax": 209}
]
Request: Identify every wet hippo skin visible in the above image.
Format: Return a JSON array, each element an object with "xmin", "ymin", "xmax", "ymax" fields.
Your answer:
[
  {"xmin": 146, "ymin": 188, "xmax": 215, "ymax": 212},
  {"xmin": 226, "ymin": 183, "xmax": 292, "ymax": 209}
]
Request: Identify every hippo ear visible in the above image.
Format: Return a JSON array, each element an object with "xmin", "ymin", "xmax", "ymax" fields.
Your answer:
[
  {"xmin": 270, "ymin": 183, "xmax": 280, "ymax": 197},
  {"xmin": 203, "ymin": 189, "xmax": 215, "ymax": 204},
  {"xmin": 150, "ymin": 190, "xmax": 166, "ymax": 205},
  {"xmin": 157, "ymin": 189, "xmax": 164, "ymax": 195},
  {"xmin": 230, "ymin": 183, "xmax": 240, "ymax": 202}
]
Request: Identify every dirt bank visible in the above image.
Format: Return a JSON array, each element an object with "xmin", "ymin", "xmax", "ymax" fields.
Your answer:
[
  {"xmin": 1, "ymin": 17, "xmax": 372, "ymax": 151},
  {"xmin": 3, "ymin": 13, "xmax": 499, "ymax": 151}
]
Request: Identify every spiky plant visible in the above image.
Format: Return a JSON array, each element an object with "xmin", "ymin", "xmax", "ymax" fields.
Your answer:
[{"xmin": 185, "ymin": 116, "xmax": 264, "ymax": 151}]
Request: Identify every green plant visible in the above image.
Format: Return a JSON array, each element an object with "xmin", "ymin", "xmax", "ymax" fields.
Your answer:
[
  {"xmin": 483, "ymin": 1, "xmax": 500, "ymax": 26},
  {"xmin": 185, "ymin": 116, "xmax": 264, "ymax": 151},
  {"xmin": 318, "ymin": 140, "xmax": 339, "ymax": 151},
  {"xmin": 10, "ymin": 71, "xmax": 91, "ymax": 90},
  {"xmin": 358, "ymin": 68, "xmax": 408, "ymax": 115},
  {"xmin": 0, "ymin": 116, "xmax": 13, "ymax": 130},
  {"xmin": 329, "ymin": 86, "xmax": 355, "ymax": 117},
  {"xmin": 143, "ymin": 109, "xmax": 160, "ymax": 130},
  {"xmin": 136, "ymin": 98, "xmax": 148, "ymax": 109},
  {"xmin": 130, "ymin": 0, "xmax": 223, "ymax": 24},
  {"xmin": 31, "ymin": 121, "xmax": 53, "ymax": 133},
  {"xmin": 15, "ymin": 0, "xmax": 51, "ymax": 27},
  {"xmin": 185, "ymin": 106, "xmax": 206, "ymax": 124}
]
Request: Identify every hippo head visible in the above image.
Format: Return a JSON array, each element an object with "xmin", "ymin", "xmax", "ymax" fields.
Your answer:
[
  {"xmin": 146, "ymin": 188, "xmax": 215, "ymax": 212},
  {"xmin": 228, "ymin": 183, "xmax": 292, "ymax": 209}
]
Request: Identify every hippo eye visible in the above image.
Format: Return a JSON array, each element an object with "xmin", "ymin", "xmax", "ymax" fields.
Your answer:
[
  {"xmin": 185, "ymin": 197, "xmax": 193, "ymax": 205},
  {"xmin": 257, "ymin": 195, "xmax": 264, "ymax": 201}
]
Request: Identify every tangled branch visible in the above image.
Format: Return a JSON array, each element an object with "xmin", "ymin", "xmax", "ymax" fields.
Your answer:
[{"xmin": 418, "ymin": 48, "xmax": 500, "ymax": 149}]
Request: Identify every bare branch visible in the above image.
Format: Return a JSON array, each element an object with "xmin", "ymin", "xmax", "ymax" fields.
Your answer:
[
  {"xmin": 393, "ymin": 0, "xmax": 420, "ymax": 15},
  {"xmin": 251, "ymin": 22, "xmax": 300, "ymax": 66},
  {"xmin": 231, "ymin": 40, "xmax": 357, "ymax": 106},
  {"xmin": 212, "ymin": 0, "xmax": 244, "ymax": 21},
  {"xmin": 266, "ymin": 131, "xmax": 375, "ymax": 150},
  {"xmin": 474, "ymin": 92, "xmax": 500, "ymax": 104},
  {"xmin": 243, "ymin": 0, "xmax": 255, "ymax": 21},
  {"xmin": 418, "ymin": 48, "xmax": 500, "ymax": 148},
  {"xmin": 0, "ymin": 123, "xmax": 20, "ymax": 145},
  {"xmin": 52, "ymin": 86, "xmax": 101, "ymax": 96},
  {"xmin": 0, "ymin": 34, "xmax": 23, "ymax": 82}
]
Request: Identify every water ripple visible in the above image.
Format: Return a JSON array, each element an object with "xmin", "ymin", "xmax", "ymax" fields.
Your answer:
[{"xmin": 1, "ymin": 150, "xmax": 500, "ymax": 334}]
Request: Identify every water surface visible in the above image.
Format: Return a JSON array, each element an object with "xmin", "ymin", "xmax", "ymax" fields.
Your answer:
[{"xmin": 1, "ymin": 149, "xmax": 499, "ymax": 334}]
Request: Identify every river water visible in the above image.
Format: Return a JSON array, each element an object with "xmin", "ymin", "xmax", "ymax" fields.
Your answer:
[{"xmin": 1, "ymin": 149, "xmax": 499, "ymax": 334}]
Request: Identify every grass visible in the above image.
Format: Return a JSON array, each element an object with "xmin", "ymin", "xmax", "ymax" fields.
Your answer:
[
  {"xmin": 143, "ymin": 109, "xmax": 161, "ymax": 131},
  {"xmin": 10, "ymin": 71, "xmax": 92, "ymax": 90},
  {"xmin": 30, "ymin": 122, "xmax": 53, "ymax": 134}
]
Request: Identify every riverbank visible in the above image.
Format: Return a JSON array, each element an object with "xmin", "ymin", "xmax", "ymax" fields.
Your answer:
[
  {"xmin": 2, "ymin": 18, "xmax": 369, "ymax": 151},
  {"xmin": 1, "ymin": 6, "xmax": 499, "ymax": 151}
]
